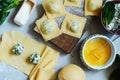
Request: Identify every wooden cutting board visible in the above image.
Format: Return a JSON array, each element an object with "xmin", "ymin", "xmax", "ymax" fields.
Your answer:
[{"xmin": 35, "ymin": 2, "xmax": 86, "ymax": 53}]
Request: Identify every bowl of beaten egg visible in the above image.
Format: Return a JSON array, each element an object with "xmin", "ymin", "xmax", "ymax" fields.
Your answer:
[{"xmin": 80, "ymin": 34, "xmax": 116, "ymax": 70}]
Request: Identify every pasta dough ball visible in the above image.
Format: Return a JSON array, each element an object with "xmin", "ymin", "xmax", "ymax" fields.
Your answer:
[
  {"xmin": 88, "ymin": 0, "xmax": 100, "ymax": 11},
  {"xmin": 47, "ymin": 2, "xmax": 61, "ymax": 13},
  {"xmin": 58, "ymin": 64, "xmax": 86, "ymax": 80},
  {"xmin": 41, "ymin": 20, "xmax": 54, "ymax": 34}
]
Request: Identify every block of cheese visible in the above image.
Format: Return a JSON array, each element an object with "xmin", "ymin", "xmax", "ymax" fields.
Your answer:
[
  {"xmin": 42, "ymin": 0, "xmax": 66, "ymax": 19},
  {"xmin": 84, "ymin": 0, "xmax": 103, "ymax": 16},
  {"xmin": 64, "ymin": 0, "xmax": 82, "ymax": 8},
  {"xmin": 36, "ymin": 16, "xmax": 62, "ymax": 41},
  {"xmin": 14, "ymin": 0, "xmax": 36, "ymax": 26},
  {"xmin": 61, "ymin": 13, "xmax": 86, "ymax": 38},
  {"xmin": 0, "ymin": 31, "xmax": 59, "ymax": 75}
]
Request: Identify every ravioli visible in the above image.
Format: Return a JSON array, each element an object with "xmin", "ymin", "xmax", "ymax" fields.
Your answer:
[
  {"xmin": 61, "ymin": 13, "xmax": 86, "ymax": 38},
  {"xmin": 36, "ymin": 16, "xmax": 61, "ymax": 41},
  {"xmin": 42, "ymin": 0, "xmax": 66, "ymax": 19},
  {"xmin": 0, "ymin": 31, "xmax": 59, "ymax": 75},
  {"xmin": 64, "ymin": 0, "xmax": 81, "ymax": 8},
  {"xmin": 84, "ymin": 0, "xmax": 103, "ymax": 16}
]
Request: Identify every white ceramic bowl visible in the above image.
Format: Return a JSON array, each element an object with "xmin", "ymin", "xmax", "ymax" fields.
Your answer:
[{"xmin": 80, "ymin": 34, "xmax": 116, "ymax": 70}]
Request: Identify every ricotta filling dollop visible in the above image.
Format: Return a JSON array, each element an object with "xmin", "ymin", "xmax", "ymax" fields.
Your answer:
[
  {"xmin": 29, "ymin": 52, "xmax": 41, "ymax": 64},
  {"xmin": 13, "ymin": 43, "xmax": 24, "ymax": 55}
]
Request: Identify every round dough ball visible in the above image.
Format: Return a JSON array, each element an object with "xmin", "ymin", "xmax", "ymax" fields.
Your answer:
[{"xmin": 58, "ymin": 64, "xmax": 86, "ymax": 80}]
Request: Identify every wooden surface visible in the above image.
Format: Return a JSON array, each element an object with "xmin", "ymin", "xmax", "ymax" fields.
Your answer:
[
  {"xmin": 34, "ymin": 27, "xmax": 80, "ymax": 53},
  {"xmin": 51, "ymin": 33, "xmax": 79, "ymax": 53}
]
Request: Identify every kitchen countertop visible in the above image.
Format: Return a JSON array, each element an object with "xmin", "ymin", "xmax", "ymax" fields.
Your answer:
[{"xmin": 0, "ymin": 0, "xmax": 120, "ymax": 80}]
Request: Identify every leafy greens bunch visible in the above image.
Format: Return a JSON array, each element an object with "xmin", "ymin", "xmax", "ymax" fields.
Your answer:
[
  {"xmin": 102, "ymin": 2, "xmax": 115, "ymax": 25},
  {"xmin": 109, "ymin": 54, "xmax": 120, "ymax": 80},
  {"xmin": 0, "ymin": 0, "xmax": 23, "ymax": 25}
]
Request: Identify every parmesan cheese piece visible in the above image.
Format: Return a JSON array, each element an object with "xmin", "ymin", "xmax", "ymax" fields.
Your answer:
[
  {"xmin": 14, "ymin": 0, "xmax": 36, "ymax": 26},
  {"xmin": 64, "ymin": 0, "xmax": 81, "ymax": 8},
  {"xmin": 61, "ymin": 13, "xmax": 86, "ymax": 38},
  {"xmin": 36, "ymin": 16, "xmax": 62, "ymax": 41},
  {"xmin": 84, "ymin": 0, "xmax": 103, "ymax": 16},
  {"xmin": 42, "ymin": 0, "xmax": 66, "ymax": 19}
]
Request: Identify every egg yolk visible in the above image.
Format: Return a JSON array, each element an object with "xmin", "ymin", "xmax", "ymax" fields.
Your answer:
[{"xmin": 84, "ymin": 38, "xmax": 111, "ymax": 66}]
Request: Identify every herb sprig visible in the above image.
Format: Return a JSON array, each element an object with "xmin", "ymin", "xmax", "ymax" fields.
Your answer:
[
  {"xmin": 109, "ymin": 54, "xmax": 120, "ymax": 80},
  {"xmin": 102, "ymin": 2, "xmax": 115, "ymax": 25},
  {"xmin": 0, "ymin": 0, "xmax": 23, "ymax": 25}
]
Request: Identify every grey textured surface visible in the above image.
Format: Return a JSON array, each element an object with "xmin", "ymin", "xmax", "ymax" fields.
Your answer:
[{"xmin": 0, "ymin": 0, "xmax": 120, "ymax": 80}]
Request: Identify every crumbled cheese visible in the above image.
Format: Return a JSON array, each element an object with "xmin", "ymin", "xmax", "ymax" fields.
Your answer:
[
  {"xmin": 68, "ymin": 20, "xmax": 80, "ymax": 33},
  {"xmin": 106, "ymin": 22, "xmax": 118, "ymax": 31},
  {"xmin": 13, "ymin": 43, "xmax": 24, "ymax": 55},
  {"xmin": 115, "ymin": 3, "xmax": 120, "ymax": 11},
  {"xmin": 29, "ymin": 52, "xmax": 40, "ymax": 64},
  {"xmin": 41, "ymin": 20, "xmax": 53, "ymax": 34},
  {"xmin": 117, "ymin": 19, "xmax": 120, "ymax": 25},
  {"xmin": 47, "ymin": 2, "xmax": 60, "ymax": 13},
  {"xmin": 106, "ymin": 3, "xmax": 120, "ymax": 31}
]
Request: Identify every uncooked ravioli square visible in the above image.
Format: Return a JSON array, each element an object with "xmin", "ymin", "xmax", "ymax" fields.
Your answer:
[
  {"xmin": 36, "ymin": 16, "xmax": 62, "ymax": 41},
  {"xmin": 61, "ymin": 13, "xmax": 86, "ymax": 38},
  {"xmin": 42, "ymin": 0, "xmax": 66, "ymax": 19},
  {"xmin": 64, "ymin": 0, "xmax": 82, "ymax": 8}
]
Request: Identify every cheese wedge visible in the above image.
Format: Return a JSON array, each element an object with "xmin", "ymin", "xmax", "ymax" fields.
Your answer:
[
  {"xmin": 61, "ymin": 13, "xmax": 86, "ymax": 38},
  {"xmin": 14, "ymin": 0, "xmax": 36, "ymax": 26},
  {"xmin": 0, "ymin": 31, "xmax": 59, "ymax": 75},
  {"xmin": 64, "ymin": 0, "xmax": 81, "ymax": 8},
  {"xmin": 84, "ymin": 0, "xmax": 103, "ymax": 16},
  {"xmin": 42, "ymin": 0, "xmax": 66, "ymax": 19},
  {"xmin": 36, "ymin": 16, "xmax": 62, "ymax": 41}
]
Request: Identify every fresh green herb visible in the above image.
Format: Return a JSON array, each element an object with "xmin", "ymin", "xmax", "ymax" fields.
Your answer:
[
  {"xmin": 109, "ymin": 54, "xmax": 120, "ymax": 80},
  {"xmin": 0, "ymin": 11, "xmax": 9, "ymax": 25},
  {"xmin": 109, "ymin": 68, "xmax": 120, "ymax": 80},
  {"xmin": 0, "ymin": 0, "xmax": 23, "ymax": 25},
  {"xmin": 102, "ymin": 2, "xmax": 115, "ymax": 25},
  {"xmin": 115, "ymin": 54, "xmax": 120, "ymax": 66}
]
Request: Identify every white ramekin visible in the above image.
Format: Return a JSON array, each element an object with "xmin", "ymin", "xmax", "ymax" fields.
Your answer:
[{"xmin": 80, "ymin": 34, "xmax": 116, "ymax": 70}]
